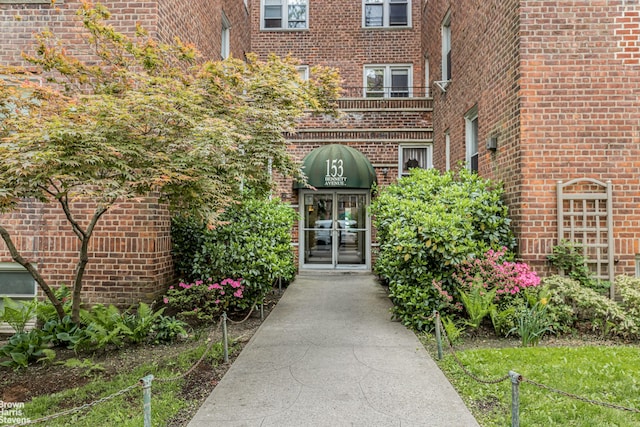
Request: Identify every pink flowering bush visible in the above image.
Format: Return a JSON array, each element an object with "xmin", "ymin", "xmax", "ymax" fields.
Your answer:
[
  {"xmin": 161, "ymin": 277, "xmax": 247, "ymax": 325},
  {"xmin": 453, "ymin": 247, "xmax": 541, "ymax": 302}
]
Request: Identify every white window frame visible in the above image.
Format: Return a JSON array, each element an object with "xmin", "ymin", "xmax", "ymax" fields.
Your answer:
[
  {"xmin": 465, "ymin": 106, "xmax": 479, "ymax": 172},
  {"xmin": 0, "ymin": 263, "xmax": 37, "ymax": 334},
  {"xmin": 296, "ymin": 65, "xmax": 309, "ymax": 81},
  {"xmin": 221, "ymin": 13, "xmax": 231, "ymax": 60},
  {"xmin": 363, "ymin": 64, "xmax": 413, "ymax": 98},
  {"xmin": 445, "ymin": 130, "xmax": 451, "ymax": 171},
  {"xmin": 398, "ymin": 144, "xmax": 433, "ymax": 178},
  {"xmin": 261, "ymin": 0, "xmax": 308, "ymax": 30},
  {"xmin": 363, "ymin": 0, "xmax": 411, "ymax": 28},
  {"xmin": 424, "ymin": 57, "xmax": 430, "ymax": 97},
  {"xmin": 441, "ymin": 11, "xmax": 452, "ymax": 81}
]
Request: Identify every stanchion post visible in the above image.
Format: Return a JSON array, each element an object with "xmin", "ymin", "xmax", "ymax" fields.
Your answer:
[
  {"xmin": 278, "ymin": 277, "xmax": 282, "ymax": 292},
  {"xmin": 509, "ymin": 370, "xmax": 522, "ymax": 427},
  {"xmin": 434, "ymin": 310, "xmax": 443, "ymax": 360},
  {"xmin": 260, "ymin": 302, "xmax": 264, "ymax": 321},
  {"xmin": 141, "ymin": 374, "xmax": 154, "ymax": 427},
  {"xmin": 222, "ymin": 312, "xmax": 229, "ymax": 363}
]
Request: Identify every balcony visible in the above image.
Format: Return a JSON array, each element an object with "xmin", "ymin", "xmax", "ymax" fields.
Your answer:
[{"xmin": 337, "ymin": 87, "xmax": 433, "ymax": 111}]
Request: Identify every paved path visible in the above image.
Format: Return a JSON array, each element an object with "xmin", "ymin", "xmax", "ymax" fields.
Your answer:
[{"xmin": 188, "ymin": 272, "xmax": 480, "ymax": 427}]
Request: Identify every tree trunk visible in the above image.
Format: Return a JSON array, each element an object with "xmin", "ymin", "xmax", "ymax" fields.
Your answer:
[{"xmin": 0, "ymin": 225, "xmax": 65, "ymax": 321}]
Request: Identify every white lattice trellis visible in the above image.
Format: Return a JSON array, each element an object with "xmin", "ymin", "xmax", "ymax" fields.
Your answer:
[{"xmin": 557, "ymin": 178, "xmax": 615, "ymax": 298}]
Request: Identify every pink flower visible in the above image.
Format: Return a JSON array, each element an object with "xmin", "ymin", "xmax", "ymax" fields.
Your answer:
[
  {"xmin": 233, "ymin": 290, "xmax": 243, "ymax": 298},
  {"xmin": 163, "ymin": 297, "xmax": 169, "ymax": 304}
]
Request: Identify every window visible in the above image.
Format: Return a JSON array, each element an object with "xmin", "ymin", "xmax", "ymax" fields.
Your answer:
[
  {"xmin": 424, "ymin": 58, "xmax": 430, "ymax": 97},
  {"xmin": 0, "ymin": 263, "xmax": 36, "ymax": 333},
  {"xmin": 221, "ymin": 13, "xmax": 230, "ymax": 60},
  {"xmin": 445, "ymin": 130, "xmax": 450, "ymax": 171},
  {"xmin": 262, "ymin": 0, "xmax": 308, "ymax": 30},
  {"xmin": 399, "ymin": 144, "xmax": 432, "ymax": 177},
  {"xmin": 364, "ymin": 0, "xmax": 410, "ymax": 27},
  {"xmin": 364, "ymin": 65, "xmax": 412, "ymax": 98},
  {"xmin": 465, "ymin": 106, "xmax": 479, "ymax": 172},
  {"xmin": 296, "ymin": 65, "xmax": 309, "ymax": 81},
  {"xmin": 441, "ymin": 12, "xmax": 451, "ymax": 81}
]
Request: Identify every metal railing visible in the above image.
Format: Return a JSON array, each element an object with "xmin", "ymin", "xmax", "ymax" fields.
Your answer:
[{"xmin": 340, "ymin": 86, "xmax": 431, "ymax": 98}]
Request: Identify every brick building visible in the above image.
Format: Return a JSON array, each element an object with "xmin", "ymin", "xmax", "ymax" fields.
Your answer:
[
  {"xmin": 250, "ymin": 0, "xmax": 432, "ymax": 270},
  {"xmin": 422, "ymin": 0, "xmax": 640, "ymax": 289},
  {"xmin": 0, "ymin": 0, "xmax": 252, "ymax": 313},
  {"xmin": 1, "ymin": 0, "xmax": 639, "ymax": 309}
]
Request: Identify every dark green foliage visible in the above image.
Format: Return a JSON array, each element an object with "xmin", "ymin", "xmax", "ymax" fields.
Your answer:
[
  {"xmin": 42, "ymin": 315, "xmax": 86, "ymax": 349},
  {"xmin": 122, "ymin": 302, "xmax": 166, "ymax": 344},
  {"xmin": 371, "ymin": 168, "xmax": 516, "ymax": 330},
  {"xmin": 36, "ymin": 284, "xmax": 73, "ymax": 325},
  {"xmin": 547, "ymin": 240, "xmax": 610, "ymax": 293},
  {"xmin": 0, "ymin": 329, "xmax": 55, "ymax": 369},
  {"xmin": 151, "ymin": 315, "xmax": 189, "ymax": 344},
  {"xmin": 172, "ymin": 197, "xmax": 297, "ymax": 304}
]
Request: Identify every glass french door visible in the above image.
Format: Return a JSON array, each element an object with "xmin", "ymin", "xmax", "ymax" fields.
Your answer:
[{"xmin": 301, "ymin": 191, "xmax": 370, "ymax": 269}]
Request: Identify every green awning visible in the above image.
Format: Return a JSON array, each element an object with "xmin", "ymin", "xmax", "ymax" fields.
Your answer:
[{"xmin": 294, "ymin": 144, "xmax": 377, "ymax": 189}]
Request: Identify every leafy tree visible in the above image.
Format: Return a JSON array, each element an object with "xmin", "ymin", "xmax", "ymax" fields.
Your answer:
[{"xmin": 0, "ymin": 3, "xmax": 340, "ymax": 323}]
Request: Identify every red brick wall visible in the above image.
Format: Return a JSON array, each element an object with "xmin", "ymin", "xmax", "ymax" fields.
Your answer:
[
  {"xmin": 250, "ymin": 0, "xmax": 424, "ymax": 90},
  {"xmin": 519, "ymin": 0, "xmax": 640, "ymax": 274},
  {"xmin": 424, "ymin": 0, "xmax": 640, "ymax": 276},
  {"xmin": 158, "ymin": 0, "xmax": 251, "ymax": 61},
  {"xmin": 0, "ymin": 1, "xmax": 251, "ymax": 306},
  {"xmin": 422, "ymin": 0, "xmax": 522, "ymax": 213},
  {"xmin": 0, "ymin": 198, "xmax": 173, "ymax": 306},
  {"xmin": 0, "ymin": 1, "xmax": 159, "ymax": 69}
]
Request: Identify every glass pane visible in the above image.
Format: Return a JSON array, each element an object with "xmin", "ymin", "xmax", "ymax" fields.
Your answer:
[
  {"xmin": 389, "ymin": 3, "xmax": 408, "ymax": 26},
  {"xmin": 390, "ymin": 69, "xmax": 409, "ymax": 97},
  {"xmin": 337, "ymin": 194, "xmax": 366, "ymax": 265},
  {"xmin": 303, "ymin": 194, "xmax": 334, "ymax": 264},
  {"xmin": 402, "ymin": 147, "xmax": 427, "ymax": 174},
  {"xmin": 288, "ymin": 3, "xmax": 306, "ymax": 28},
  {"xmin": 0, "ymin": 271, "xmax": 35, "ymax": 295},
  {"xmin": 365, "ymin": 5, "xmax": 383, "ymax": 26},
  {"xmin": 366, "ymin": 68, "xmax": 385, "ymax": 97},
  {"xmin": 264, "ymin": 4, "xmax": 281, "ymax": 17}
]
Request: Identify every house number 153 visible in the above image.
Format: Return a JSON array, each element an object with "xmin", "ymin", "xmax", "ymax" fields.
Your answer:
[{"xmin": 326, "ymin": 159, "xmax": 344, "ymax": 177}]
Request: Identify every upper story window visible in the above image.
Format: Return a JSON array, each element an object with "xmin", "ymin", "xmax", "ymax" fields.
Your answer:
[
  {"xmin": 221, "ymin": 13, "xmax": 230, "ymax": 59},
  {"xmin": 399, "ymin": 144, "xmax": 432, "ymax": 177},
  {"xmin": 441, "ymin": 11, "xmax": 452, "ymax": 81},
  {"xmin": 364, "ymin": 65, "xmax": 412, "ymax": 98},
  {"xmin": 262, "ymin": 0, "xmax": 308, "ymax": 30},
  {"xmin": 363, "ymin": 0, "xmax": 410, "ymax": 28},
  {"xmin": 465, "ymin": 106, "xmax": 479, "ymax": 172}
]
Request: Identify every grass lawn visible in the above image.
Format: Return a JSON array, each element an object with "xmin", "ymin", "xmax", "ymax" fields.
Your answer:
[{"xmin": 421, "ymin": 335, "xmax": 640, "ymax": 426}]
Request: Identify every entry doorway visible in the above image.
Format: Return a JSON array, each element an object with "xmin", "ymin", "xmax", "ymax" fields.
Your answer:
[{"xmin": 300, "ymin": 190, "xmax": 370, "ymax": 270}]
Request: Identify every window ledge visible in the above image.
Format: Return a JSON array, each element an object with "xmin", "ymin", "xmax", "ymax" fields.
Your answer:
[
  {"xmin": 260, "ymin": 28, "xmax": 309, "ymax": 32},
  {"xmin": 362, "ymin": 25, "xmax": 413, "ymax": 30}
]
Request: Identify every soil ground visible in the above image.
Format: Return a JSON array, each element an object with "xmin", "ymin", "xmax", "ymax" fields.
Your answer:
[{"xmin": 0, "ymin": 292, "xmax": 283, "ymax": 426}]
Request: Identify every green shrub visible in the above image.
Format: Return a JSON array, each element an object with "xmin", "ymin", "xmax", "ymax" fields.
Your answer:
[
  {"xmin": 162, "ymin": 277, "xmax": 248, "ymax": 325},
  {"xmin": 0, "ymin": 329, "xmax": 55, "ymax": 369},
  {"xmin": 544, "ymin": 275, "xmax": 638, "ymax": 339},
  {"xmin": 0, "ymin": 297, "xmax": 37, "ymax": 334},
  {"xmin": 150, "ymin": 315, "xmax": 188, "ymax": 344},
  {"xmin": 36, "ymin": 284, "xmax": 73, "ymax": 325},
  {"xmin": 616, "ymin": 275, "xmax": 640, "ymax": 321},
  {"xmin": 122, "ymin": 302, "xmax": 166, "ymax": 344},
  {"xmin": 371, "ymin": 168, "xmax": 516, "ymax": 329},
  {"xmin": 42, "ymin": 315, "xmax": 87, "ymax": 349},
  {"xmin": 172, "ymin": 197, "xmax": 297, "ymax": 304}
]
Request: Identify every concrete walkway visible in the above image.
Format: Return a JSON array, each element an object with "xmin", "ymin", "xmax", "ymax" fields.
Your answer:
[{"xmin": 188, "ymin": 272, "xmax": 479, "ymax": 427}]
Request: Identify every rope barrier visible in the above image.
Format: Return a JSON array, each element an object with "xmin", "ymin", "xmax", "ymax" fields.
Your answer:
[
  {"xmin": 433, "ymin": 312, "xmax": 640, "ymax": 415},
  {"xmin": 6, "ymin": 300, "xmax": 271, "ymax": 426}
]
